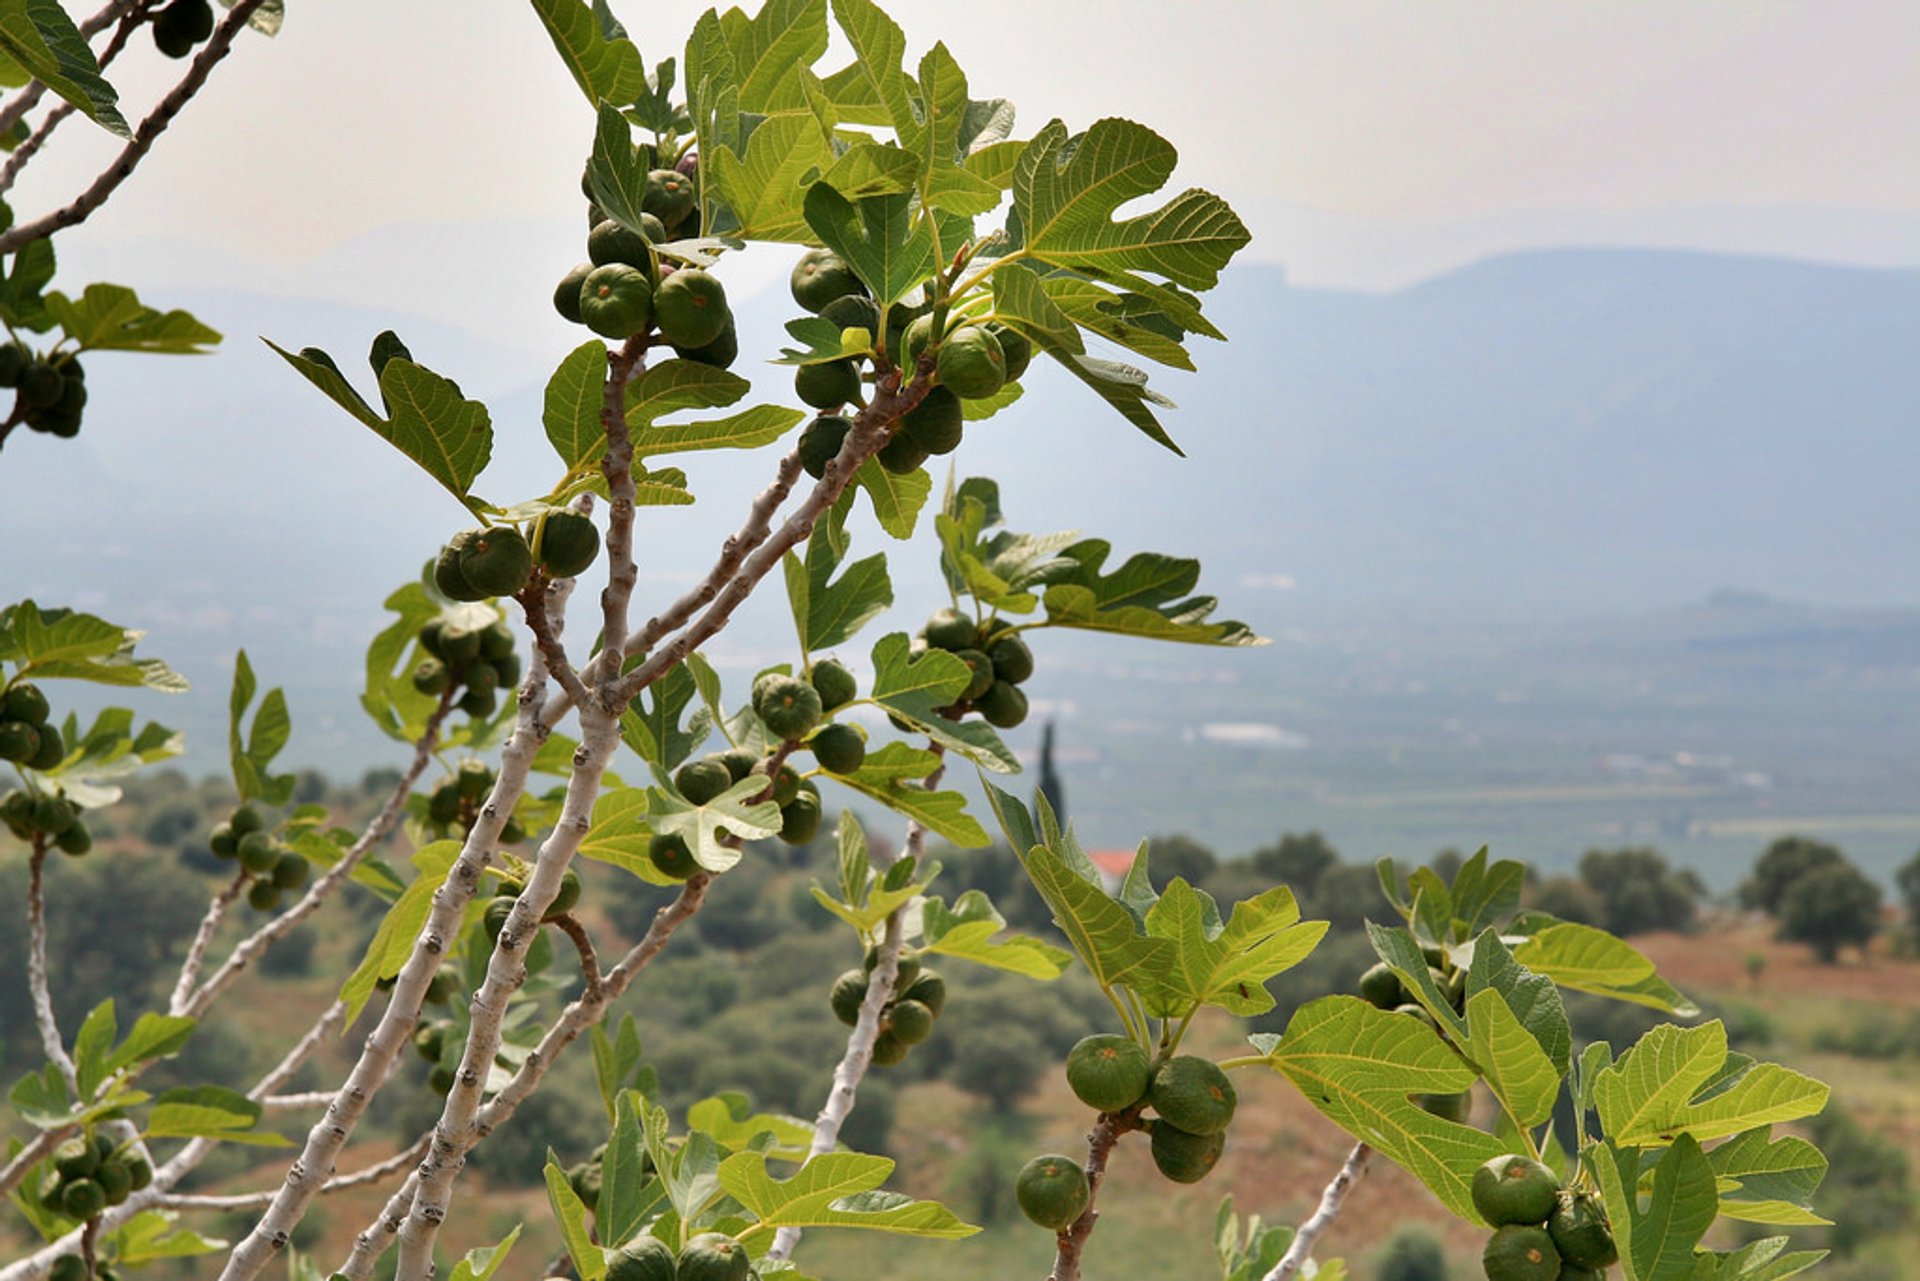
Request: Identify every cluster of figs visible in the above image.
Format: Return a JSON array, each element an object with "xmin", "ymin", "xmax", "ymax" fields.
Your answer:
[
  {"xmin": 1472, "ymin": 1154, "xmax": 1618, "ymax": 1281},
  {"xmin": 828, "ymin": 947, "xmax": 948, "ymax": 1067},
  {"xmin": 1017, "ymin": 1039, "xmax": 1240, "ymax": 1233},
  {"xmin": 552, "ymin": 160, "xmax": 741, "ymax": 371},
  {"xmin": 0, "ymin": 683, "xmax": 90, "ymax": 855},
  {"xmin": 0, "ymin": 348, "xmax": 87, "ymax": 440},
  {"xmin": 557, "ymin": 1140, "xmax": 755, "ymax": 1281},
  {"xmin": 906, "ymin": 607, "xmax": 1036, "ymax": 730},
  {"xmin": 34, "ymin": 1132, "xmax": 152, "ymax": 1279},
  {"xmin": 789, "ymin": 247, "xmax": 1033, "ymax": 479},
  {"xmin": 205, "ymin": 803, "xmax": 309, "ymax": 912},
  {"xmin": 410, "ymin": 610, "xmax": 529, "ymax": 725},
  {"xmin": 433, "ymin": 511, "xmax": 601, "ymax": 607}
]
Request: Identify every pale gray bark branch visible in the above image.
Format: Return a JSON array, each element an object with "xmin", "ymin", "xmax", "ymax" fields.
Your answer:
[{"xmin": 1260, "ymin": 1143, "xmax": 1371, "ymax": 1281}]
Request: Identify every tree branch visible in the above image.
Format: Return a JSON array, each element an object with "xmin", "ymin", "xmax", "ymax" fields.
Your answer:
[
  {"xmin": 1048, "ymin": 1104, "xmax": 1150, "ymax": 1281},
  {"xmin": 166, "ymin": 868, "xmax": 250, "ymax": 1016},
  {"xmin": 1259, "ymin": 1142, "xmax": 1371, "ymax": 1281},
  {"xmin": 27, "ymin": 841, "xmax": 79, "ymax": 1094},
  {"xmin": 338, "ymin": 873, "xmax": 714, "ymax": 1280},
  {"xmin": 768, "ymin": 756, "xmax": 944, "ymax": 1265},
  {"xmin": 590, "ymin": 335, "xmax": 648, "ymax": 683},
  {"xmin": 156, "ymin": 1137, "xmax": 430, "ymax": 1213},
  {"xmin": 181, "ymin": 688, "xmax": 456, "ymax": 1018},
  {"xmin": 552, "ymin": 913, "xmax": 601, "ymax": 997},
  {"xmin": 217, "ymin": 671, "xmax": 554, "ymax": 1281},
  {"xmin": 0, "ymin": 0, "xmax": 268, "ymax": 257},
  {"xmin": 0, "ymin": 3, "xmax": 144, "ymax": 196}
]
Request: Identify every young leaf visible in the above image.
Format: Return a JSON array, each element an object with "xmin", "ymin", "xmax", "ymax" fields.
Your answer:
[
  {"xmin": 146, "ymin": 1085, "xmax": 288, "ymax": 1146},
  {"xmin": 543, "ymin": 340, "xmax": 609, "ymax": 473},
  {"xmin": 0, "ymin": 600, "xmax": 187, "ymax": 691},
  {"xmin": 802, "ymin": 184, "xmax": 937, "ymax": 307},
  {"xmin": 338, "ymin": 842, "xmax": 460, "ymax": 1022},
  {"xmin": 720, "ymin": 1151, "xmax": 978, "ymax": 1244},
  {"xmin": 619, "ymin": 660, "xmax": 712, "ymax": 773},
  {"xmin": 1464, "ymin": 928, "xmax": 1572, "ymax": 1075},
  {"xmin": 1447, "ymin": 848, "xmax": 1526, "ymax": 938},
  {"xmin": 787, "ymin": 520, "xmax": 893, "ymax": 653},
  {"xmin": 1513, "ymin": 921, "xmax": 1698, "ymax": 1017},
  {"xmin": 228, "ymin": 650, "xmax": 295, "ymax": 807},
  {"xmin": 445, "ymin": 1225, "xmax": 522, "ymax": 1281},
  {"xmin": 919, "ymin": 889, "xmax": 1073, "ymax": 978},
  {"xmin": 705, "ymin": 112, "xmax": 838, "ymax": 241},
  {"xmin": 850, "ymin": 455, "xmax": 932, "ymax": 540},
  {"xmin": 1017, "ymin": 836, "xmax": 1172, "ymax": 994},
  {"xmin": 45, "ymin": 283, "xmax": 219, "ymax": 353},
  {"xmin": 828, "ymin": 741, "xmax": 990, "ymax": 848},
  {"xmin": 591, "ymin": 1015, "xmax": 644, "ymax": 1125},
  {"xmin": 542, "ymin": 1153, "xmax": 608, "ymax": 1281},
  {"xmin": 686, "ymin": 1092, "xmax": 816, "ymax": 1161},
  {"xmin": 645, "ymin": 779, "xmax": 783, "ymax": 875},
  {"xmin": 577, "ymin": 787, "xmax": 660, "ymax": 881},
  {"xmin": 107, "ymin": 1210, "xmax": 228, "ymax": 1265},
  {"xmin": 98, "ymin": 1012, "xmax": 196, "ymax": 1085},
  {"xmin": 1260, "ymin": 996, "xmax": 1505, "ymax": 1221},
  {"xmin": 598, "ymin": 1092, "xmax": 651, "ymax": 1249},
  {"xmin": 1592, "ymin": 1022, "xmax": 1828, "ymax": 1147},
  {"xmin": 1137, "ymin": 880, "xmax": 1327, "ymax": 1017},
  {"xmin": 1707, "ymin": 1127, "xmax": 1829, "ymax": 1226}
]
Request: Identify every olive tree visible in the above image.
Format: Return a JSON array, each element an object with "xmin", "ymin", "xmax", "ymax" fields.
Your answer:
[{"xmin": 0, "ymin": 4, "xmax": 1839, "ymax": 1281}]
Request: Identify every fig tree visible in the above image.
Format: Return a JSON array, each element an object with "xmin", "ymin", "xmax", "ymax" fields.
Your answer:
[
  {"xmin": 2, "ymin": 682, "xmax": 49, "ymax": 723},
  {"xmin": 974, "ymin": 679, "xmax": 1029, "ymax": 729},
  {"xmin": 542, "ymin": 868, "xmax": 582, "ymax": 921},
  {"xmin": 923, "ymin": 607, "xmax": 975, "ymax": 651},
  {"xmin": 605, "ymin": 1236, "xmax": 676, "ymax": 1281},
  {"xmin": 1016, "ymin": 1154, "xmax": 1091, "ymax": 1231},
  {"xmin": 24, "ymin": 723, "xmax": 64, "ymax": 771},
  {"xmin": 885, "ymin": 998, "xmax": 935, "ymax": 1045},
  {"xmin": 672, "ymin": 320, "xmax": 738, "ymax": 369},
  {"xmin": 247, "ymin": 880, "xmax": 281, "ymax": 912},
  {"xmin": 876, "ymin": 431, "xmax": 928, "ymax": 475},
  {"xmin": 674, "ymin": 757, "xmax": 733, "ymax": 805},
  {"xmin": 988, "ymin": 632, "xmax": 1035, "ymax": 684},
  {"xmin": 901, "ymin": 386, "xmax": 963, "ymax": 455},
  {"xmin": 952, "ymin": 648, "xmax": 994, "ymax": 701},
  {"xmin": 412, "ymin": 658, "xmax": 451, "ymax": 696},
  {"xmin": 819, "ymin": 293, "xmax": 882, "ymax": 336},
  {"xmin": 808, "ymin": 656, "xmax": 857, "ymax": 710},
  {"xmin": 988, "ymin": 322, "xmax": 1033, "ymax": 380},
  {"xmin": 902, "ymin": 968, "xmax": 946, "ymax": 1016},
  {"xmin": 0, "ymin": 720, "xmax": 39, "ymax": 763},
  {"xmin": 641, "ymin": 169, "xmax": 696, "ymax": 230},
  {"xmin": 1359, "ymin": 962, "xmax": 1404, "ymax": 1009},
  {"xmin": 648, "ymin": 832, "xmax": 698, "ymax": 880},
  {"xmin": 270, "ymin": 852, "xmax": 309, "ymax": 890},
  {"xmin": 1548, "ymin": 1192, "xmax": 1618, "ymax": 1269},
  {"xmin": 830, "ymin": 969, "xmax": 869, "ymax": 1026},
  {"xmin": 60, "ymin": 1178, "xmax": 105, "ymax": 1220},
  {"xmin": 53, "ymin": 822, "xmax": 91, "ymax": 856},
  {"xmin": 779, "ymin": 789, "xmax": 821, "ymax": 844},
  {"xmin": 238, "ymin": 830, "xmax": 277, "ymax": 873}
]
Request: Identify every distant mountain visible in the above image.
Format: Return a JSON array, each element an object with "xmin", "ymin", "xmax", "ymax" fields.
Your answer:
[{"xmin": 1, "ymin": 247, "xmax": 1914, "ymax": 775}]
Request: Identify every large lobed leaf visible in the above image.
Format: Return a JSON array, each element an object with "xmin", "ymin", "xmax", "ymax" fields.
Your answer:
[
  {"xmin": 0, "ymin": 0, "xmax": 128, "ymax": 136},
  {"xmin": 1592, "ymin": 1022, "xmax": 1827, "ymax": 1147},
  {"xmin": 1258, "ymin": 996, "xmax": 1506, "ymax": 1221},
  {"xmin": 1137, "ymin": 879, "xmax": 1326, "ymax": 1018},
  {"xmin": 721, "ymin": 1150, "xmax": 977, "ymax": 1246},
  {"xmin": 1040, "ymin": 539, "xmax": 1263, "ymax": 646}
]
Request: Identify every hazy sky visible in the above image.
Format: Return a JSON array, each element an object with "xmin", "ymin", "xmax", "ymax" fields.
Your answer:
[{"xmin": 13, "ymin": 0, "xmax": 1917, "ymax": 324}]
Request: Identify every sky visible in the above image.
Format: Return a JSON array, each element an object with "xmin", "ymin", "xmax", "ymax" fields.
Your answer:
[{"xmin": 8, "ymin": 0, "xmax": 1915, "ymax": 340}]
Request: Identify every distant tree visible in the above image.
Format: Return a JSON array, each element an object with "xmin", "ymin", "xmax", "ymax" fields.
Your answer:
[
  {"xmin": 1311, "ymin": 862, "xmax": 1393, "ymax": 933},
  {"xmin": 1250, "ymin": 831, "xmax": 1340, "ymax": 894},
  {"xmin": 1376, "ymin": 1226, "xmax": 1450, "ymax": 1281},
  {"xmin": 1776, "ymin": 860, "xmax": 1882, "ymax": 963},
  {"xmin": 1808, "ymin": 1103, "xmax": 1915, "ymax": 1253},
  {"xmin": 1527, "ymin": 875, "xmax": 1604, "ymax": 926},
  {"xmin": 1895, "ymin": 847, "xmax": 1920, "ymax": 951},
  {"xmin": 1428, "ymin": 848, "xmax": 1467, "ymax": 886},
  {"xmin": 1146, "ymin": 834, "xmax": 1218, "ymax": 888},
  {"xmin": 949, "ymin": 1023, "xmax": 1048, "ymax": 1112},
  {"xmin": 1577, "ymin": 847, "xmax": 1700, "ymax": 935},
  {"xmin": 1741, "ymin": 835, "xmax": 1846, "ymax": 915}
]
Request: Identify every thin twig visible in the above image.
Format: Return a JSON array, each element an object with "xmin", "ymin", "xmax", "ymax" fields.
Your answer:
[
  {"xmin": 0, "ymin": 0, "xmax": 269, "ymax": 257},
  {"xmin": 218, "ymin": 666, "xmax": 555, "ymax": 1281},
  {"xmin": 767, "ymin": 756, "xmax": 945, "ymax": 1264},
  {"xmin": 1260, "ymin": 1143, "xmax": 1371, "ymax": 1281},
  {"xmin": 167, "ymin": 869, "xmax": 250, "ymax": 1015},
  {"xmin": 339, "ymin": 874, "xmax": 714, "ymax": 1280},
  {"xmin": 0, "ymin": 5, "xmax": 144, "ymax": 196},
  {"xmin": 258, "ymin": 1092, "xmax": 335, "ymax": 1113},
  {"xmin": 155, "ymin": 1137, "xmax": 430, "ymax": 1212},
  {"xmin": 552, "ymin": 914, "xmax": 601, "ymax": 996},
  {"xmin": 27, "ymin": 841, "xmax": 79, "ymax": 1094},
  {"xmin": 0, "ymin": 1130, "xmax": 61, "ymax": 1203},
  {"xmin": 1048, "ymin": 1104, "xmax": 1150, "ymax": 1281},
  {"xmin": 183, "ymin": 689, "xmax": 456, "ymax": 1017}
]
